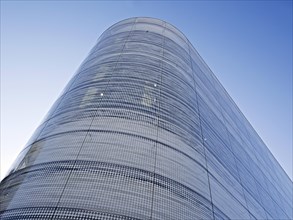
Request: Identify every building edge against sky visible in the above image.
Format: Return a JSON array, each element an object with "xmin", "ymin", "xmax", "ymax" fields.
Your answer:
[{"xmin": 1, "ymin": 17, "xmax": 292, "ymax": 219}]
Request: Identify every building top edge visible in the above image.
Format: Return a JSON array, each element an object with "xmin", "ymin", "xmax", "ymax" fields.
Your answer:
[{"xmin": 98, "ymin": 17, "xmax": 293, "ymax": 184}]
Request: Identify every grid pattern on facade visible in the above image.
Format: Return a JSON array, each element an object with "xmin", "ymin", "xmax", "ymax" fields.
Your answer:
[{"xmin": 0, "ymin": 17, "xmax": 292, "ymax": 219}]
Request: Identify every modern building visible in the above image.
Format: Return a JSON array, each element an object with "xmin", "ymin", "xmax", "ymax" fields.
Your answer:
[{"xmin": 0, "ymin": 17, "xmax": 292, "ymax": 219}]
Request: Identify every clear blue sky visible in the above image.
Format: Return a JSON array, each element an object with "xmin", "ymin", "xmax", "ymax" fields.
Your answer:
[{"xmin": 1, "ymin": 1, "xmax": 292, "ymax": 181}]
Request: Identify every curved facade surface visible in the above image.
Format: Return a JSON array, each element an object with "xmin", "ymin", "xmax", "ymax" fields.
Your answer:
[{"xmin": 0, "ymin": 17, "xmax": 292, "ymax": 219}]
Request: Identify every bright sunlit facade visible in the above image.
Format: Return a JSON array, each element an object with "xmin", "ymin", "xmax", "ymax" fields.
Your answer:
[{"xmin": 1, "ymin": 17, "xmax": 292, "ymax": 219}]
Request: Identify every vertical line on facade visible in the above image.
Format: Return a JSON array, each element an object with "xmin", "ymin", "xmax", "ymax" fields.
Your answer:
[
  {"xmin": 50, "ymin": 18, "xmax": 137, "ymax": 219},
  {"xmin": 209, "ymin": 78, "xmax": 275, "ymax": 218},
  {"xmin": 187, "ymin": 43, "xmax": 216, "ymax": 220},
  {"xmin": 149, "ymin": 21, "xmax": 166, "ymax": 220},
  {"xmin": 240, "ymin": 111, "xmax": 280, "ymax": 218},
  {"xmin": 215, "ymin": 96, "xmax": 254, "ymax": 219}
]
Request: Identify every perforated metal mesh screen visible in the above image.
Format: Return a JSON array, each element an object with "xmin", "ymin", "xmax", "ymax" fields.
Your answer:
[{"xmin": 1, "ymin": 17, "xmax": 292, "ymax": 220}]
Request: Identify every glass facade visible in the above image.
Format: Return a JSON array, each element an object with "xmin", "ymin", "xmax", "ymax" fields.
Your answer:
[{"xmin": 0, "ymin": 17, "xmax": 292, "ymax": 219}]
